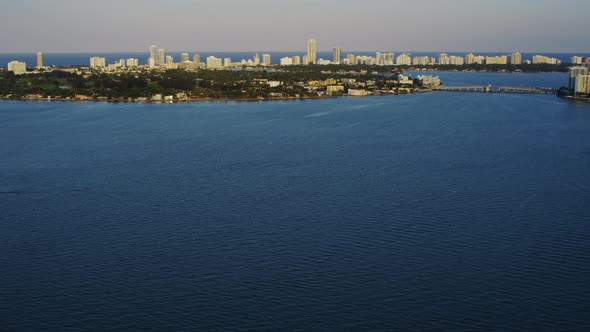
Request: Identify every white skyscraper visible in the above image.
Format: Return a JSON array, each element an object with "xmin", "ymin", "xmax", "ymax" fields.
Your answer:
[
  {"xmin": 332, "ymin": 48, "xmax": 341, "ymax": 64},
  {"xmin": 511, "ymin": 52, "xmax": 522, "ymax": 65},
  {"xmin": 36, "ymin": 52, "xmax": 43, "ymax": 68},
  {"xmin": 307, "ymin": 38, "xmax": 317, "ymax": 65},
  {"xmin": 158, "ymin": 49, "xmax": 165, "ymax": 65},
  {"xmin": 89, "ymin": 57, "xmax": 106, "ymax": 68},
  {"xmin": 262, "ymin": 54, "xmax": 271, "ymax": 66},
  {"xmin": 181, "ymin": 53, "xmax": 189, "ymax": 62},
  {"xmin": 150, "ymin": 45, "xmax": 158, "ymax": 64},
  {"xmin": 569, "ymin": 66, "xmax": 589, "ymax": 90},
  {"xmin": 207, "ymin": 56, "xmax": 223, "ymax": 69}
]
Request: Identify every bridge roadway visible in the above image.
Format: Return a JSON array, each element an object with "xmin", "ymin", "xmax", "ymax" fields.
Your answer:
[{"xmin": 431, "ymin": 85, "xmax": 557, "ymax": 94}]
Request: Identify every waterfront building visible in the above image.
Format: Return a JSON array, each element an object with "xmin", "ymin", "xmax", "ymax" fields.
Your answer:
[
  {"xmin": 181, "ymin": 53, "xmax": 189, "ymax": 63},
  {"xmin": 206, "ymin": 56, "xmax": 223, "ymax": 69},
  {"xmin": 485, "ymin": 55, "xmax": 508, "ymax": 65},
  {"xmin": 465, "ymin": 53, "xmax": 475, "ymax": 65},
  {"xmin": 89, "ymin": 57, "xmax": 106, "ymax": 68},
  {"xmin": 223, "ymin": 58, "xmax": 232, "ymax": 67},
  {"xmin": 332, "ymin": 48, "xmax": 341, "ymax": 64},
  {"xmin": 262, "ymin": 54, "xmax": 271, "ymax": 66},
  {"xmin": 571, "ymin": 56, "xmax": 583, "ymax": 65},
  {"xmin": 396, "ymin": 53, "xmax": 411, "ymax": 66},
  {"xmin": 166, "ymin": 55, "xmax": 173, "ymax": 65},
  {"xmin": 307, "ymin": 38, "xmax": 317, "ymax": 64},
  {"xmin": 511, "ymin": 52, "xmax": 522, "ymax": 65},
  {"xmin": 193, "ymin": 54, "xmax": 201, "ymax": 64},
  {"xmin": 449, "ymin": 55, "xmax": 464, "ymax": 65},
  {"xmin": 292, "ymin": 56, "xmax": 301, "ymax": 65},
  {"xmin": 438, "ymin": 53, "xmax": 450, "ymax": 65},
  {"xmin": 575, "ymin": 75, "xmax": 590, "ymax": 95},
  {"xmin": 118, "ymin": 59, "xmax": 126, "ymax": 67},
  {"xmin": 148, "ymin": 57, "xmax": 155, "ymax": 68},
  {"xmin": 568, "ymin": 66, "xmax": 589, "ymax": 90},
  {"xmin": 36, "ymin": 52, "xmax": 43, "ymax": 68},
  {"xmin": 417, "ymin": 75, "xmax": 441, "ymax": 88},
  {"xmin": 254, "ymin": 53, "xmax": 260, "ymax": 65},
  {"xmin": 280, "ymin": 57, "xmax": 293, "ymax": 66},
  {"xmin": 532, "ymin": 55, "xmax": 560, "ymax": 65},
  {"xmin": 7, "ymin": 61, "xmax": 27, "ymax": 74}
]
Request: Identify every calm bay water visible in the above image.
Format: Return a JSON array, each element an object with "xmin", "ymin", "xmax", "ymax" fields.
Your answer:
[{"xmin": 1, "ymin": 73, "xmax": 590, "ymax": 331}]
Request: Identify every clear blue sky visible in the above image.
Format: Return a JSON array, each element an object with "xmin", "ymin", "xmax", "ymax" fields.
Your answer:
[{"xmin": 1, "ymin": 0, "xmax": 589, "ymax": 53}]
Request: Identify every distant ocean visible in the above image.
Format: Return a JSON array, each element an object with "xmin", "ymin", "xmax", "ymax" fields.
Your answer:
[{"xmin": 1, "ymin": 52, "xmax": 588, "ymax": 67}]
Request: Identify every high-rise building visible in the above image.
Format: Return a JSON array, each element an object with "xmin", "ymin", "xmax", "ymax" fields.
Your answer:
[
  {"xmin": 532, "ymin": 55, "xmax": 560, "ymax": 65},
  {"xmin": 262, "ymin": 54, "xmax": 271, "ymax": 66},
  {"xmin": 571, "ymin": 56, "xmax": 583, "ymax": 65},
  {"xmin": 511, "ymin": 52, "xmax": 522, "ymax": 65},
  {"xmin": 224, "ymin": 57, "xmax": 232, "ymax": 67},
  {"xmin": 485, "ymin": 55, "xmax": 508, "ymax": 65},
  {"xmin": 150, "ymin": 45, "xmax": 158, "ymax": 64},
  {"xmin": 396, "ymin": 53, "xmax": 411, "ymax": 66},
  {"xmin": 206, "ymin": 56, "xmax": 223, "ymax": 69},
  {"xmin": 465, "ymin": 53, "xmax": 475, "ymax": 65},
  {"xmin": 346, "ymin": 54, "xmax": 356, "ymax": 65},
  {"xmin": 89, "ymin": 57, "xmax": 106, "ymax": 68},
  {"xmin": 166, "ymin": 55, "xmax": 173, "ymax": 65},
  {"xmin": 36, "ymin": 52, "xmax": 43, "ymax": 68},
  {"xmin": 7, "ymin": 61, "xmax": 27, "ymax": 74},
  {"xmin": 303, "ymin": 55, "xmax": 310, "ymax": 66},
  {"xmin": 254, "ymin": 53, "xmax": 260, "ymax": 65},
  {"xmin": 126, "ymin": 58, "xmax": 139, "ymax": 67},
  {"xmin": 575, "ymin": 75, "xmax": 590, "ymax": 95},
  {"xmin": 280, "ymin": 57, "xmax": 293, "ymax": 66},
  {"xmin": 292, "ymin": 56, "xmax": 301, "ymax": 65},
  {"xmin": 181, "ymin": 53, "xmax": 189, "ymax": 62},
  {"xmin": 332, "ymin": 47, "xmax": 341, "ymax": 64},
  {"xmin": 438, "ymin": 53, "xmax": 449, "ymax": 65},
  {"xmin": 193, "ymin": 54, "xmax": 201, "ymax": 64},
  {"xmin": 307, "ymin": 38, "xmax": 317, "ymax": 64},
  {"xmin": 569, "ymin": 66, "xmax": 589, "ymax": 90},
  {"xmin": 158, "ymin": 49, "xmax": 165, "ymax": 65}
]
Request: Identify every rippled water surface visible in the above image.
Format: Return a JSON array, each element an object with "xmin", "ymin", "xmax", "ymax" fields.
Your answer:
[{"xmin": 1, "ymin": 75, "xmax": 590, "ymax": 331}]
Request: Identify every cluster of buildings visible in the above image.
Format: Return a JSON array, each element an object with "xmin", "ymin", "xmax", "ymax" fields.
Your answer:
[
  {"xmin": 5, "ymin": 52, "xmax": 45, "ymax": 74},
  {"xmin": 2, "ymin": 40, "xmax": 587, "ymax": 75},
  {"xmin": 568, "ymin": 66, "xmax": 590, "ymax": 95}
]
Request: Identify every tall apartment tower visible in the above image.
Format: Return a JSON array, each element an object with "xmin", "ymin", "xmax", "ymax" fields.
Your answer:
[
  {"xmin": 307, "ymin": 38, "xmax": 317, "ymax": 65},
  {"xmin": 569, "ymin": 66, "xmax": 589, "ymax": 90},
  {"xmin": 36, "ymin": 52, "xmax": 43, "ymax": 68},
  {"xmin": 193, "ymin": 54, "xmax": 201, "ymax": 64},
  {"xmin": 150, "ymin": 45, "xmax": 158, "ymax": 64},
  {"xmin": 181, "ymin": 53, "xmax": 189, "ymax": 62},
  {"xmin": 332, "ymin": 47, "xmax": 341, "ymax": 64},
  {"xmin": 158, "ymin": 48, "xmax": 165, "ymax": 65},
  {"xmin": 511, "ymin": 52, "xmax": 522, "ymax": 65},
  {"xmin": 262, "ymin": 54, "xmax": 271, "ymax": 66}
]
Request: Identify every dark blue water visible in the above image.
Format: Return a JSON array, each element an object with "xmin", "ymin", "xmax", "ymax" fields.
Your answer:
[
  {"xmin": 1, "ymin": 52, "xmax": 588, "ymax": 67},
  {"xmin": 1, "ymin": 73, "xmax": 590, "ymax": 331}
]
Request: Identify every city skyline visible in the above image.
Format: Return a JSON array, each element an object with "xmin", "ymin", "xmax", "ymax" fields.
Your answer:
[{"xmin": 1, "ymin": 0, "xmax": 589, "ymax": 53}]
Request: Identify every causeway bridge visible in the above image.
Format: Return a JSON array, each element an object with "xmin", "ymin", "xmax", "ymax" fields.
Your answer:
[{"xmin": 432, "ymin": 85, "xmax": 557, "ymax": 94}]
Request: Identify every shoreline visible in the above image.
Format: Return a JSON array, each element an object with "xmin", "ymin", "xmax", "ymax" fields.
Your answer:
[{"xmin": 0, "ymin": 92, "xmax": 426, "ymax": 104}]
